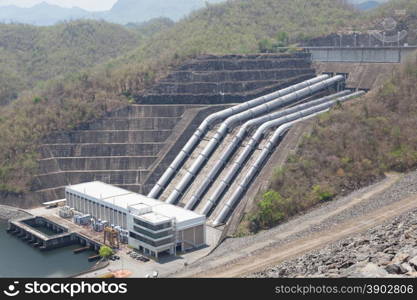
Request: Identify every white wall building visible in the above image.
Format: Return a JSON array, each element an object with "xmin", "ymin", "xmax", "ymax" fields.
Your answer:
[{"xmin": 65, "ymin": 181, "xmax": 206, "ymax": 258}]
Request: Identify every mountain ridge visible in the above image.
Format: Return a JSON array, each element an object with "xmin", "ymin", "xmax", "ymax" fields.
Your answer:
[
  {"xmin": 0, "ymin": 0, "xmax": 225, "ymax": 26},
  {"xmin": 356, "ymin": 1, "xmax": 382, "ymax": 11}
]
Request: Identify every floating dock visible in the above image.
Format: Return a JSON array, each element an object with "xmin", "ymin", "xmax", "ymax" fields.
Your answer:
[
  {"xmin": 88, "ymin": 255, "xmax": 101, "ymax": 262},
  {"xmin": 73, "ymin": 246, "xmax": 91, "ymax": 254}
]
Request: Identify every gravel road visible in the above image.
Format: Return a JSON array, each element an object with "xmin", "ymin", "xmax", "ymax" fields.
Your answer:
[{"xmin": 172, "ymin": 169, "xmax": 417, "ymax": 277}]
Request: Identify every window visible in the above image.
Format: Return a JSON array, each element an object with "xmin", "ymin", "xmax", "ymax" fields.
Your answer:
[
  {"xmin": 133, "ymin": 226, "xmax": 172, "ymax": 239},
  {"xmin": 133, "ymin": 218, "xmax": 172, "ymax": 232},
  {"xmin": 129, "ymin": 232, "xmax": 172, "ymax": 247}
]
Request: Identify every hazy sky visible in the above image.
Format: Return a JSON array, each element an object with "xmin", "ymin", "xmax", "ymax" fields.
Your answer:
[{"xmin": 0, "ymin": 0, "xmax": 118, "ymax": 11}]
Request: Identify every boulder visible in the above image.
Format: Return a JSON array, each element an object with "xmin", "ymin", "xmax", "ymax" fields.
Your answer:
[
  {"xmin": 369, "ymin": 252, "xmax": 393, "ymax": 265},
  {"xmin": 401, "ymin": 263, "xmax": 414, "ymax": 273},
  {"xmin": 343, "ymin": 262, "xmax": 389, "ymax": 278},
  {"xmin": 355, "ymin": 252, "xmax": 369, "ymax": 262},
  {"xmin": 384, "ymin": 264, "xmax": 407, "ymax": 275},
  {"xmin": 353, "ymin": 239, "xmax": 370, "ymax": 247},
  {"xmin": 392, "ymin": 252, "xmax": 410, "ymax": 264},
  {"xmin": 409, "ymin": 256, "xmax": 417, "ymax": 268},
  {"xmin": 360, "ymin": 263, "xmax": 389, "ymax": 277}
]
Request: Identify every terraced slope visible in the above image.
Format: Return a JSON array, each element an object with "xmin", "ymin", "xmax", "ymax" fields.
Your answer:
[
  {"xmin": 135, "ymin": 54, "xmax": 315, "ymax": 104},
  {"xmin": 33, "ymin": 105, "xmax": 206, "ymax": 202},
  {"xmin": 4, "ymin": 53, "xmax": 316, "ymax": 207}
]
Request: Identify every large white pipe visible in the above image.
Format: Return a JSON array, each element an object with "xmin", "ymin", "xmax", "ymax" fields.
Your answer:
[
  {"xmin": 166, "ymin": 75, "xmax": 344, "ymax": 204},
  {"xmin": 147, "ymin": 75, "xmax": 330, "ymax": 199},
  {"xmin": 184, "ymin": 90, "xmax": 351, "ymax": 210},
  {"xmin": 211, "ymin": 90, "xmax": 365, "ymax": 226}
]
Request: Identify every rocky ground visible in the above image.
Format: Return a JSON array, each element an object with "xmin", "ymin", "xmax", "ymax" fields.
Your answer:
[
  {"xmin": 173, "ymin": 170, "xmax": 417, "ymax": 277},
  {"xmin": 251, "ymin": 209, "xmax": 417, "ymax": 278},
  {"xmin": 0, "ymin": 204, "xmax": 30, "ymax": 221}
]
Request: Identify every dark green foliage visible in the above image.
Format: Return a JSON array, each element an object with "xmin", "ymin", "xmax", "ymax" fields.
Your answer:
[
  {"xmin": 99, "ymin": 246, "xmax": 113, "ymax": 258},
  {"xmin": 312, "ymin": 185, "xmax": 335, "ymax": 202},
  {"xmin": 258, "ymin": 32, "xmax": 291, "ymax": 53},
  {"xmin": 249, "ymin": 190, "xmax": 287, "ymax": 231}
]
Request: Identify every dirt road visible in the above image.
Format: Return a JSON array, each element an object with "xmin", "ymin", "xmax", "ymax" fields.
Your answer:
[{"xmin": 175, "ymin": 173, "xmax": 417, "ymax": 278}]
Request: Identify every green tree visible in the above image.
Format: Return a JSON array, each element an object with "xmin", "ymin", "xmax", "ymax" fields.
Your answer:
[
  {"xmin": 99, "ymin": 245, "xmax": 113, "ymax": 259},
  {"xmin": 275, "ymin": 32, "xmax": 289, "ymax": 47},
  {"xmin": 251, "ymin": 190, "xmax": 287, "ymax": 231},
  {"xmin": 312, "ymin": 185, "xmax": 335, "ymax": 202},
  {"xmin": 258, "ymin": 39, "xmax": 274, "ymax": 53}
]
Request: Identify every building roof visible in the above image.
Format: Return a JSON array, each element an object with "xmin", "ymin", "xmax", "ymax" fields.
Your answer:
[
  {"xmin": 138, "ymin": 212, "xmax": 172, "ymax": 225},
  {"xmin": 67, "ymin": 181, "xmax": 131, "ymax": 200},
  {"xmin": 66, "ymin": 181, "xmax": 205, "ymax": 230},
  {"xmin": 151, "ymin": 203, "xmax": 205, "ymax": 227},
  {"xmin": 105, "ymin": 193, "xmax": 160, "ymax": 210}
]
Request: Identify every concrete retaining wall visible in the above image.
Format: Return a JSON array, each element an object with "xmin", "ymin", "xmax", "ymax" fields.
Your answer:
[
  {"xmin": 314, "ymin": 62, "xmax": 399, "ymax": 90},
  {"xmin": 308, "ymin": 47, "xmax": 417, "ymax": 63},
  {"xmin": 44, "ymin": 130, "xmax": 174, "ymax": 144},
  {"xmin": 27, "ymin": 105, "xmax": 199, "ymax": 203},
  {"xmin": 44, "ymin": 143, "xmax": 164, "ymax": 158}
]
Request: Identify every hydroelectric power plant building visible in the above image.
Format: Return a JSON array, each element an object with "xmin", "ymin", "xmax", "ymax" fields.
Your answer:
[{"xmin": 65, "ymin": 181, "xmax": 206, "ymax": 258}]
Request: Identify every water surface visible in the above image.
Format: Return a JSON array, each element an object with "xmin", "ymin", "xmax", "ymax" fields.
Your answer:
[{"xmin": 0, "ymin": 221, "xmax": 96, "ymax": 277}]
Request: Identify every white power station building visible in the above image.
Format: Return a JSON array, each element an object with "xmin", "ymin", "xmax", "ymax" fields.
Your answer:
[{"xmin": 65, "ymin": 181, "xmax": 206, "ymax": 258}]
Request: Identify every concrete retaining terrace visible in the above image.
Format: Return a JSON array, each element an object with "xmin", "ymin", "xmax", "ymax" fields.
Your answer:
[
  {"xmin": 135, "ymin": 53, "xmax": 315, "ymax": 104},
  {"xmin": 32, "ymin": 105, "xmax": 202, "ymax": 203},
  {"xmin": 1, "ymin": 53, "xmax": 316, "ymax": 207}
]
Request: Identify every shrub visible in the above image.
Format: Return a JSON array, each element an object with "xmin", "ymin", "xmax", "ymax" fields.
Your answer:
[
  {"xmin": 312, "ymin": 185, "xmax": 335, "ymax": 202},
  {"xmin": 250, "ymin": 190, "xmax": 287, "ymax": 231},
  {"xmin": 99, "ymin": 245, "xmax": 113, "ymax": 259}
]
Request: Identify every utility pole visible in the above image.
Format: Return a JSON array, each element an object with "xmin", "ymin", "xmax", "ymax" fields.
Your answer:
[{"xmin": 397, "ymin": 31, "xmax": 400, "ymax": 47}]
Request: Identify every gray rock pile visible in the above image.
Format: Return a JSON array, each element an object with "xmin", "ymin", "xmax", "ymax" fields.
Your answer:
[
  {"xmin": 252, "ymin": 209, "xmax": 417, "ymax": 278},
  {"xmin": 0, "ymin": 205, "xmax": 30, "ymax": 221}
]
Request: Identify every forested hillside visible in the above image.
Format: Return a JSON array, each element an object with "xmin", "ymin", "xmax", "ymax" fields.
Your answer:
[
  {"xmin": 368, "ymin": 0, "xmax": 417, "ymax": 44},
  {"xmin": 0, "ymin": 18, "xmax": 175, "ymax": 106},
  {"xmin": 126, "ymin": 18, "xmax": 175, "ymax": 38},
  {"xmin": 0, "ymin": 21, "xmax": 141, "ymax": 105}
]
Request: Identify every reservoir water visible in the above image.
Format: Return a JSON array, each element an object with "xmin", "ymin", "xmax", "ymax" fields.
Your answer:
[{"xmin": 0, "ymin": 221, "xmax": 96, "ymax": 277}]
